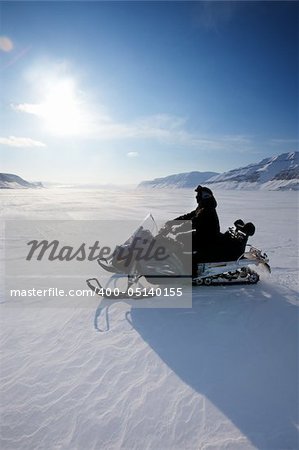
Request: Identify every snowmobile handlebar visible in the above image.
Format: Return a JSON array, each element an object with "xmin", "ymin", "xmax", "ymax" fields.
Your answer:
[{"xmin": 158, "ymin": 225, "xmax": 172, "ymax": 237}]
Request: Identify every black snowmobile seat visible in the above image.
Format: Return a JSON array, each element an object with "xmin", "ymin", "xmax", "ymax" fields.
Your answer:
[{"xmin": 195, "ymin": 220, "xmax": 255, "ymax": 263}]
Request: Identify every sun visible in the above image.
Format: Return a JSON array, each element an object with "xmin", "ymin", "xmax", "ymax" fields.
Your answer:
[
  {"xmin": 37, "ymin": 78, "xmax": 88, "ymax": 135},
  {"xmin": 14, "ymin": 65, "xmax": 100, "ymax": 137}
]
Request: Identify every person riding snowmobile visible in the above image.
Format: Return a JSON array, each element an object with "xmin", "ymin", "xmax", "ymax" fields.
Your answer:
[{"xmin": 162, "ymin": 185, "xmax": 221, "ymax": 260}]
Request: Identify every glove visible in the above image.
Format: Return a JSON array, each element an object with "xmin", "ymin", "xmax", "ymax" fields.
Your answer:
[{"xmin": 159, "ymin": 224, "xmax": 172, "ymax": 236}]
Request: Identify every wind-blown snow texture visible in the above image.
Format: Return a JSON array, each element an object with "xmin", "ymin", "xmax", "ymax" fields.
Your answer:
[{"xmin": 0, "ymin": 188, "xmax": 298, "ymax": 449}]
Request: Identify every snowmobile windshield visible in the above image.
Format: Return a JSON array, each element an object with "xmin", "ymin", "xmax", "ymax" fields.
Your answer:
[
  {"xmin": 139, "ymin": 213, "xmax": 159, "ymax": 236},
  {"xmin": 123, "ymin": 214, "xmax": 158, "ymax": 245}
]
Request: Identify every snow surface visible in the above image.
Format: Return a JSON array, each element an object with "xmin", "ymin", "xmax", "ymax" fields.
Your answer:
[{"xmin": 0, "ymin": 188, "xmax": 298, "ymax": 449}]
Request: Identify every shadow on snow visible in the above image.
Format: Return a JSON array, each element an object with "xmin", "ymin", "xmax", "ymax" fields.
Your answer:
[{"xmin": 125, "ymin": 282, "xmax": 298, "ymax": 449}]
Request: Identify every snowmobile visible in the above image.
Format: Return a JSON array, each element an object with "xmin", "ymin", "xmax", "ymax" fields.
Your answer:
[{"xmin": 86, "ymin": 214, "xmax": 270, "ymax": 297}]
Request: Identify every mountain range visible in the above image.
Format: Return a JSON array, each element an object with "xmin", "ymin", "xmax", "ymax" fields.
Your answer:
[
  {"xmin": 138, "ymin": 152, "xmax": 299, "ymax": 190},
  {"xmin": 0, "ymin": 173, "xmax": 43, "ymax": 189},
  {"xmin": 138, "ymin": 171, "xmax": 218, "ymax": 189},
  {"xmin": 2, "ymin": 152, "xmax": 298, "ymax": 190}
]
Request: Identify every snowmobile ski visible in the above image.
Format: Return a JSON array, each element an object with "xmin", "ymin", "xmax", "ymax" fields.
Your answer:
[{"xmin": 86, "ymin": 277, "xmax": 158, "ymax": 299}]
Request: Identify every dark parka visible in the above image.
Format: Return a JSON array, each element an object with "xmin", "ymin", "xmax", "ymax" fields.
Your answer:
[{"xmin": 174, "ymin": 194, "xmax": 220, "ymax": 254}]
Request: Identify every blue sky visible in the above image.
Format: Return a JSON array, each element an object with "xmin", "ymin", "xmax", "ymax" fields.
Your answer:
[{"xmin": 0, "ymin": 1, "xmax": 298, "ymax": 184}]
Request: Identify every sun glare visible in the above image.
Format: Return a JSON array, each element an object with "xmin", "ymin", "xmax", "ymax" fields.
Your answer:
[{"xmin": 36, "ymin": 79, "xmax": 88, "ymax": 134}]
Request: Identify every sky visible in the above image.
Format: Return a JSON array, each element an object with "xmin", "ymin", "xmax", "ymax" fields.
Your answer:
[{"xmin": 0, "ymin": 1, "xmax": 298, "ymax": 185}]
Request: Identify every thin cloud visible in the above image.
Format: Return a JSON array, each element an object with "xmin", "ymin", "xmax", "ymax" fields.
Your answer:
[
  {"xmin": 11, "ymin": 59, "xmax": 252, "ymax": 150},
  {"xmin": 0, "ymin": 136, "xmax": 46, "ymax": 148},
  {"xmin": 12, "ymin": 100, "xmax": 252, "ymax": 151},
  {"xmin": 12, "ymin": 103, "xmax": 43, "ymax": 116},
  {"xmin": 92, "ymin": 113, "xmax": 253, "ymax": 151},
  {"xmin": 127, "ymin": 151, "xmax": 139, "ymax": 158},
  {"xmin": 269, "ymin": 138, "xmax": 299, "ymax": 145}
]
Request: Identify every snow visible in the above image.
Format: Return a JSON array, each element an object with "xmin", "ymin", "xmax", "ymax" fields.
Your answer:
[
  {"xmin": 206, "ymin": 152, "xmax": 299, "ymax": 189},
  {"xmin": 0, "ymin": 188, "xmax": 298, "ymax": 449},
  {"xmin": 203, "ymin": 179, "xmax": 299, "ymax": 191},
  {"xmin": 0, "ymin": 173, "xmax": 43, "ymax": 189},
  {"xmin": 138, "ymin": 172, "xmax": 218, "ymax": 189},
  {"xmin": 137, "ymin": 152, "xmax": 299, "ymax": 190}
]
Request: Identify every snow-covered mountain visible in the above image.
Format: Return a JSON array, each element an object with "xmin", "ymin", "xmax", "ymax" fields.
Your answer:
[
  {"xmin": 138, "ymin": 152, "xmax": 299, "ymax": 190},
  {"xmin": 207, "ymin": 152, "xmax": 299, "ymax": 190},
  {"xmin": 138, "ymin": 171, "xmax": 218, "ymax": 189},
  {"xmin": 0, "ymin": 173, "xmax": 43, "ymax": 189}
]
